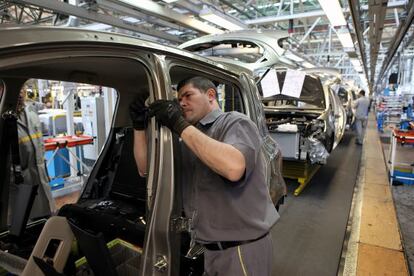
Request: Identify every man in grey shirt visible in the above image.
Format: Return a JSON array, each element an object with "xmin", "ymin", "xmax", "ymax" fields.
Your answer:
[
  {"xmin": 131, "ymin": 76, "xmax": 279, "ymax": 275},
  {"xmin": 353, "ymin": 90, "xmax": 370, "ymax": 145}
]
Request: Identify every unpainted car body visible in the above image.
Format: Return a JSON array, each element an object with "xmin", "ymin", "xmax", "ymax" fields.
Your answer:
[
  {"xmin": 179, "ymin": 29, "xmax": 316, "ymax": 71},
  {"xmin": 337, "ymin": 86, "xmax": 357, "ymax": 126},
  {"xmin": 0, "ymin": 27, "xmax": 285, "ymax": 275},
  {"xmin": 262, "ymin": 70, "xmax": 346, "ymax": 164},
  {"xmin": 179, "ymin": 29, "xmax": 290, "ymax": 71},
  {"xmin": 180, "ymin": 32, "xmax": 346, "ymax": 164}
]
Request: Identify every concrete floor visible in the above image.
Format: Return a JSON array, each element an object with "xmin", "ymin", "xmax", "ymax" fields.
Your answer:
[
  {"xmin": 271, "ymin": 132, "xmax": 362, "ymax": 275},
  {"xmin": 349, "ymin": 115, "xmax": 408, "ymax": 275},
  {"xmin": 393, "ymin": 185, "xmax": 414, "ymax": 274},
  {"xmin": 271, "ymin": 114, "xmax": 409, "ymax": 276},
  {"xmin": 379, "ymin": 129, "xmax": 414, "ymax": 274}
]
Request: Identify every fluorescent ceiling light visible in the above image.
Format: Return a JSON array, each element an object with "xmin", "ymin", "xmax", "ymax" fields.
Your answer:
[
  {"xmin": 302, "ymin": 62, "xmax": 315, "ymax": 68},
  {"xmin": 124, "ymin": 17, "xmax": 140, "ymax": 23},
  {"xmin": 82, "ymin": 23, "xmax": 112, "ymax": 31},
  {"xmin": 350, "ymin": 58, "xmax": 363, "ymax": 72},
  {"xmin": 162, "ymin": 0, "xmax": 178, "ymax": 3},
  {"xmin": 318, "ymin": 0, "xmax": 346, "ymax": 27},
  {"xmin": 350, "ymin": 58, "xmax": 360, "ymax": 67},
  {"xmin": 336, "ymin": 30, "xmax": 354, "ymax": 49},
  {"xmin": 199, "ymin": 5, "xmax": 245, "ymax": 31}
]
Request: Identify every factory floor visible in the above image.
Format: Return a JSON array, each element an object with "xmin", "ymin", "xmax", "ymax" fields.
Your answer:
[
  {"xmin": 271, "ymin": 130, "xmax": 361, "ymax": 275},
  {"xmin": 271, "ymin": 112, "xmax": 409, "ymax": 275},
  {"xmin": 379, "ymin": 125, "xmax": 414, "ymax": 274},
  {"xmin": 342, "ymin": 114, "xmax": 409, "ymax": 276},
  {"xmin": 52, "ymin": 113, "xmax": 411, "ymax": 276}
]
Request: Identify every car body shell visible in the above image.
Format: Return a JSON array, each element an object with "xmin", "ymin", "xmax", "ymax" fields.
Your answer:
[
  {"xmin": 180, "ymin": 32, "xmax": 346, "ymax": 163},
  {"xmin": 337, "ymin": 86, "xmax": 357, "ymax": 126},
  {"xmin": 263, "ymin": 72, "xmax": 346, "ymax": 162},
  {"xmin": 0, "ymin": 27, "xmax": 286, "ymax": 275}
]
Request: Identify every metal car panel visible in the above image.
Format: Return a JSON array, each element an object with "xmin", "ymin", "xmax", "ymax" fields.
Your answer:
[
  {"xmin": 0, "ymin": 27, "xmax": 287, "ymax": 276},
  {"xmin": 179, "ymin": 30, "xmax": 288, "ymax": 72},
  {"xmin": 270, "ymin": 131, "xmax": 300, "ymax": 159}
]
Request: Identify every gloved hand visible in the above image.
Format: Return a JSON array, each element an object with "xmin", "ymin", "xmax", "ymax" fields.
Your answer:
[
  {"xmin": 149, "ymin": 99, "xmax": 190, "ymax": 135},
  {"xmin": 129, "ymin": 94, "xmax": 149, "ymax": 130}
]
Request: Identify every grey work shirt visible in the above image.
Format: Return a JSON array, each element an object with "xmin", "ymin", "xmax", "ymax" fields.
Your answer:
[
  {"xmin": 354, "ymin": 96, "xmax": 370, "ymax": 120},
  {"xmin": 181, "ymin": 108, "xmax": 279, "ymax": 242}
]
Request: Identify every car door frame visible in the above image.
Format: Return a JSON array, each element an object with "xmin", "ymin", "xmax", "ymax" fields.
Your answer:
[{"xmin": 0, "ymin": 42, "xmax": 181, "ymax": 275}]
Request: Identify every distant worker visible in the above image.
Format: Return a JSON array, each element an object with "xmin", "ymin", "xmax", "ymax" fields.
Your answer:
[
  {"xmin": 8, "ymin": 89, "xmax": 56, "ymax": 223},
  {"xmin": 353, "ymin": 90, "xmax": 370, "ymax": 145}
]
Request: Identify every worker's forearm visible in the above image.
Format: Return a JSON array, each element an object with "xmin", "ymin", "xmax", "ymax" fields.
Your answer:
[
  {"xmin": 133, "ymin": 130, "xmax": 147, "ymax": 177},
  {"xmin": 180, "ymin": 126, "xmax": 245, "ymax": 182}
]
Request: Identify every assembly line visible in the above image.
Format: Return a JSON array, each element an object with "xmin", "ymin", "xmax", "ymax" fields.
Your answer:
[{"xmin": 0, "ymin": 1, "xmax": 413, "ymax": 275}]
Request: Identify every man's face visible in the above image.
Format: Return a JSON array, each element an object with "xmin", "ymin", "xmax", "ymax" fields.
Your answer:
[{"xmin": 178, "ymin": 83, "xmax": 212, "ymax": 125}]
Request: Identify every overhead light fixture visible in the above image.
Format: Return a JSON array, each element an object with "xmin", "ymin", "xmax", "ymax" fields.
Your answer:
[
  {"xmin": 162, "ymin": 0, "xmax": 178, "ymax": 3},
  {"xmin": 123, "ymin": 17, "xmax": 140, "ymax": 23},
  {"xmin": 350, "ymin": 58, "xmax": 360, "ymax": 67},
  {"xmin": 83, "ymin": 23, "xmax": 112, "ymax": 31},
  {"xmin": 336, "ymin": 29, "xmax": 354, "ymax": 50},
  {"xmin": 350, "ymin": 58, "xmax": 363, "ymax": 72},
  {"xmin": 318, "ymin": 0, "xmax": 346, "ymax": 27},
  {"xmin": 302, "ymin": 62, "xmax": 315, "ymax": 68},
  {"xmin": 199, "ymin": 5, "xmax": 246, "ymax": 31},
  {"xmin": 359, "ymin": 74, "xmax": 367, "ymax": 82}
]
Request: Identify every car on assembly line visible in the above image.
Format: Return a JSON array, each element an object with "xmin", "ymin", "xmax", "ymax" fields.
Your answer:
[
  {"xmin": 337, "ymin": 86, "xmax": 357, "ymax": 127},
  {"xmin": 0, "ymin": 27, "xmax": 286, "ymax": 276},
  {"xmin": 179, "ymin": 30, "xmax": 347, "ymax": 164},
  {"xmin": 261, "ymin": 69, "xmax": 347, "ymax": 164}
]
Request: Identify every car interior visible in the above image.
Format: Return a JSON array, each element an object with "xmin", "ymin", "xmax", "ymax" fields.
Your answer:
[
  {"xmin": 0, "ymin": 56, "xmax": 152, "ymax": 274},
  {"xmin": 0, "ymin": 54, "xmax": 247, "ymax": 275}
]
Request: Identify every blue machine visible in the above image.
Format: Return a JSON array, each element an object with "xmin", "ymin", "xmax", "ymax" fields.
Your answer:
[
  {"xmin": 45, "ymin": 148, "xmax": 70, "ymax": 179},
  {"xmin": 45, "ymin": 145, "xmax": 85, "ymax": 189},
  {"xmin": 377, "ymin": 111, "xmax": 384, "ymax": 132},
  {"xmin": 392, "ymin": 170, "xmax": 414, "ymax": 185}
]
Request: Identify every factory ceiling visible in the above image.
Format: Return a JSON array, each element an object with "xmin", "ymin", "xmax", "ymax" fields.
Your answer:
[{"xmin": 0, "ymin": 0, "xmax": 413, "ymax": 92}]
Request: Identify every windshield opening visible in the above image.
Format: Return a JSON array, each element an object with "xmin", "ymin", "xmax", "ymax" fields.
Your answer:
[
  {"xmin": 260, "ymin": 71, "xmax": 326, "ymax": 109},
  {"xmin": 337, "ymin": 87, "xmax": 348, "ymax": 104}
]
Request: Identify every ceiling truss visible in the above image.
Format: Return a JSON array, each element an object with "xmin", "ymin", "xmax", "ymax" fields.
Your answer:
[{"xmin": 0, "ymin": 0, "xmax": 411, "ymax": 92}]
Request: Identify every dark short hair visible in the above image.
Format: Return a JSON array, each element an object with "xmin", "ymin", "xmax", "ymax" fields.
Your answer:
[
  {"xmin": 359, "ymin": 90, "xmax": 365, "ymax": 96},
  {"xmin": 177, "ymin": 76, "xmax": 217, "ymax": 94}
]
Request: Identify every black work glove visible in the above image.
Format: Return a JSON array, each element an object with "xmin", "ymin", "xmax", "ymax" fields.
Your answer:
[
  {"xmin": 149, "ymin": 99, "xmax": 190, "ymax": 136},
  {"xmin": 129, "ymin": 95, "xmax": 149, "ymax": 130}
]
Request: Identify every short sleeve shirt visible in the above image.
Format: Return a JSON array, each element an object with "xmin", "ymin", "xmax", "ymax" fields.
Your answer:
[
  {"xmin": 181, "ymin": 109, "xmax": 279, "ymax": 242},
  {"xmin": 354, "ymin": 97, "xmax": 370, "ymax": 119}
]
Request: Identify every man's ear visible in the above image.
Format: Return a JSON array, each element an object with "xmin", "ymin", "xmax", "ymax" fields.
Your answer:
[{"xmin": 207, "ymin": 88, "xmax": 216, "ymax": 102}]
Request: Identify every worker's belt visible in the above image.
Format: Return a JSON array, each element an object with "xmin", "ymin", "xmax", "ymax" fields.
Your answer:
[{"xmin": 203, "ymin": 232, "xmax": 269, "ymax": 251}]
